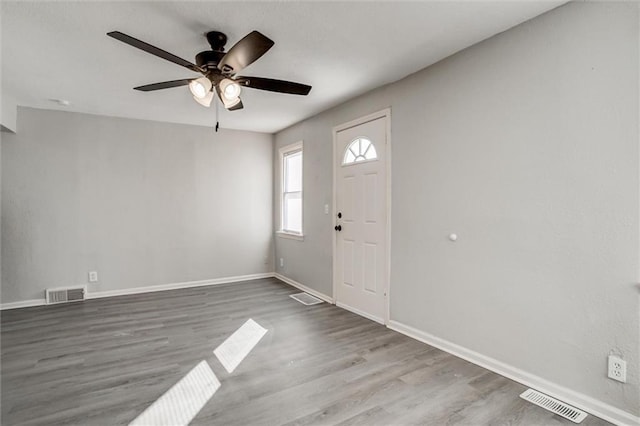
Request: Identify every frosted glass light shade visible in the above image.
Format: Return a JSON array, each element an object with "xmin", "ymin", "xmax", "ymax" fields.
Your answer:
[
  {"xmin": 219, "ymin": 78, "xmax": 241, "ymax": 101},
  {"xmin": 194, "ymin": 91, "xmax": 214, "ymax": 107},
  {"xmin": 189, "ymin": 77, "xmax": 212, "ymax": 99}
]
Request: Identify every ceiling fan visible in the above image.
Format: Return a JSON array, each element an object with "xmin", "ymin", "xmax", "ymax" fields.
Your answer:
[{"xmin": 107, "ymin": 30, "xmax": 312, "ymax": 112}]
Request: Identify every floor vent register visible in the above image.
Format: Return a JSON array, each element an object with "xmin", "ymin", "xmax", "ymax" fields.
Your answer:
[
  {"xmin": 290, "ymin": 292, "xmax": 324, "ymax": 306},
  {"xmin": 520, "ymin": 389, "xmax": 587, "ymax": 423}
]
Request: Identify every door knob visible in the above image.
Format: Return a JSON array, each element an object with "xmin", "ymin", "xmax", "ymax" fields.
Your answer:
[
  {"xmin": 334, "ymin": 225, "xmax": 342, "ymax": 231},
  {"xmin": 337, "ymin": 212, "xmax": 342, "ymax": 218}
]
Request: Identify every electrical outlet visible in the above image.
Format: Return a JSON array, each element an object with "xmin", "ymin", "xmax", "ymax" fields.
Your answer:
[
  {"xmin": 88, "ymin": 271, "xmax": 98, "ymax": 283},
  {"xmin": 608, "ymin": 355, "xmax": 626, "ymax": 383},
  {"xmin": 279, "ymin": 258, "xmax": 284, "ymax": 268}
]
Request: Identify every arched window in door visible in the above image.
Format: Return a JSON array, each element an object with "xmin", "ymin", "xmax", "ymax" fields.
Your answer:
[{"xmin": 343, "ymin": 137, "xmax": 377, "ymax": 165}]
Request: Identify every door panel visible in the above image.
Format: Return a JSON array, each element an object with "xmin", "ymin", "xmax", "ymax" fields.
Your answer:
[
  {"xmin": 364, "ymin": 173, "xmax": 378, "ymax": 223},
  {"xmin": 343, "ymin": 240, "xmax": 354, "ymax": 287},
  {"xmin": 363, "ymin": 243, "xmax": 377, "ymax": 293}
]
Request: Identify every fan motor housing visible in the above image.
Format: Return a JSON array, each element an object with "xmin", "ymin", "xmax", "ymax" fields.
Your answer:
[{"xmin": 196, "ymin": 50, "xmax": 225, "ymax": 69}]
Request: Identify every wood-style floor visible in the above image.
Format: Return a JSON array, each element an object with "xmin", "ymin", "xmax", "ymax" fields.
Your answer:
[{"xmin": 1, "ymin": 277, "xmax": 610, "ymax": 425}]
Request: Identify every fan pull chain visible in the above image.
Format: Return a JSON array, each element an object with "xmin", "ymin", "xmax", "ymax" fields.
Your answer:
[{"xmin": 215, "ymin": 97, "xmax": 220, "ymax": 132}]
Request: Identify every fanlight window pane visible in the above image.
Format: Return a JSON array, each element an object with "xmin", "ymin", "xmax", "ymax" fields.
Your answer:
[
  {"xmin": 344, "ymin": 150, "xmax": 356, "ymax": 164},
  {"xmin": 343, "ymin": 138, "xmax": 377, "ymax": 165}
]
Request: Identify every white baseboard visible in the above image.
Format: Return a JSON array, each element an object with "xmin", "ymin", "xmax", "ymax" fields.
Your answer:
[
  {"xmin": 336, "ymin": 301, "xmax": 384, "ymax": 325},
  {"xmin": 0, "ymin": 298, "xmax": 47, "ymax": 310},
  {"xmin": 1, "ymin": 273, "xmax": 275, "ymax": 310},
  {"xmin": 273, "ymin": 273, "xmax": 334, "ymax": 304},
  {"xmin": 86, "ymin": 273, "xmax": 274, "ymax": 299},
  {"xmin": 387, "ymin": 320, "xmax": 640, "ymax": 426}
]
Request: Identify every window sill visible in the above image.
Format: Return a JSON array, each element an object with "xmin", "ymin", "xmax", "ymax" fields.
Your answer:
[{"xmin": 276, "ymin": 231, "xmax": 304, "ymax": 241}]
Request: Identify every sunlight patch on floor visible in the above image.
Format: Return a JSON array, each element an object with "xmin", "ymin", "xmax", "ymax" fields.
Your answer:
[
  {"xmin": 214, "ymin": 318, "xmax": 268, "ymax": 373},
  {"xmin": 129, "ymin": 360, "xmax": 221, "ymax": 426}
]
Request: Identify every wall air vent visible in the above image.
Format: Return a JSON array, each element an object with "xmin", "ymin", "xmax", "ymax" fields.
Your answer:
[
  {"xmin": 520, "ymin": 389, "xmax": 587, "ymax": 423},
  {"xmin": 45, "ymin": 286, "xmax": 86, "ymax": 304}
]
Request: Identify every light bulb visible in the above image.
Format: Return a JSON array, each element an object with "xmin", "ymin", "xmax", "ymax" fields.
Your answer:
[
  {"xmin": 192, "ymin": 83, "xmax": 206, "ymax": 98},
  {"xmin": 189, "ymin": 77, "xmax": 212, "ymax": 99},
  {"xmin": 223, "ymin": 82, "xmax": 240, "ymax": 99},
  {"xmin": 219, "ymin": 79, "xmax": 241, "ymax": 101}
]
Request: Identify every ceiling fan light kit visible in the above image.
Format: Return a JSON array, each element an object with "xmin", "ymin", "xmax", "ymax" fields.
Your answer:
[{"xmin": 107, "ymin": 29, "xmax": 312, "ymax": 115}]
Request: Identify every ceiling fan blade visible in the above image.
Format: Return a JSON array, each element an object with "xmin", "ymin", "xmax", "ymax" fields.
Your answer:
[
  {"xmin": 134, "ymin": 79, "xmax": 195, "ymax": 92},
  {"xmin": 218, "ymin": 31, "xmax": 274, "ymax": 75},
  {"xmin": 107, "ymin": 31, "xmax": 203, "ymax": 74},
  {"xmin": 236, "ymin": 76, "xmax": 311, "ymax": 95}
]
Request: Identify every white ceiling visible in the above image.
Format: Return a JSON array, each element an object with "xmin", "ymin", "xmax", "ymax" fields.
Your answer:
[{"xmin": 2, "ymin": 1, "xmax": 563, "ymax": 134}]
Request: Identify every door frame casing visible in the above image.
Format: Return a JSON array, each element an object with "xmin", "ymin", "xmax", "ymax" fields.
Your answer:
[{"xmin": 332, "ymin": 108, "xmax": 392, "ymax": 325}]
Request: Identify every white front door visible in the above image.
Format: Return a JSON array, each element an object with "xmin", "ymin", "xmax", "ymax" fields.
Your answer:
[{"xmin": 334, "ymin": 112, "xmax": 389, "ymax": 324}]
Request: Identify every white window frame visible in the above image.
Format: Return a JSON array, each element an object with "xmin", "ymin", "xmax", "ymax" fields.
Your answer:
[{"xmin": 277, "ymin": 141, "xmax": 304, "ymax": 240}]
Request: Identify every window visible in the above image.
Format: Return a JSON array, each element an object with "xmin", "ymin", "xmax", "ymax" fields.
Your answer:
[
  {"xmin": 279, "ymin": 141, "xmax": 303, "ymax": 237},
  {"xmin": 343, "ymin": 137, "xmax": 377, "ymax": 165}
]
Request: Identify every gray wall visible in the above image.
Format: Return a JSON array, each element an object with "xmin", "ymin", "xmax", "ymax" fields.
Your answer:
[
  {"xmin": 274, "ymin": 2, "xmax": 639, "ymax": 417},
  {"xmin": 2, "ymin": 107, "xmax": 273, "ymax": 303}
]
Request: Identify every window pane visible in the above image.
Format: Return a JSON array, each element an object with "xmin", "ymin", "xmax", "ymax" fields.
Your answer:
[
  {"xmin": 344, "ymin": 150, "xmax": 356, "ymax": 164},
  {"xmin": 364, "ymin": 142, "xmax": 377, "ymax": 160},
  {"xmin": 360, "ymin": 138, "xmax": 370, "ymax": 152},
  {"xmin": 284, "ymin": 151, "xmax": 302, "ymax": 192},
  {"xmin": 283, "ymin": 192, "xmax": 302, "ymax": 233}
]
